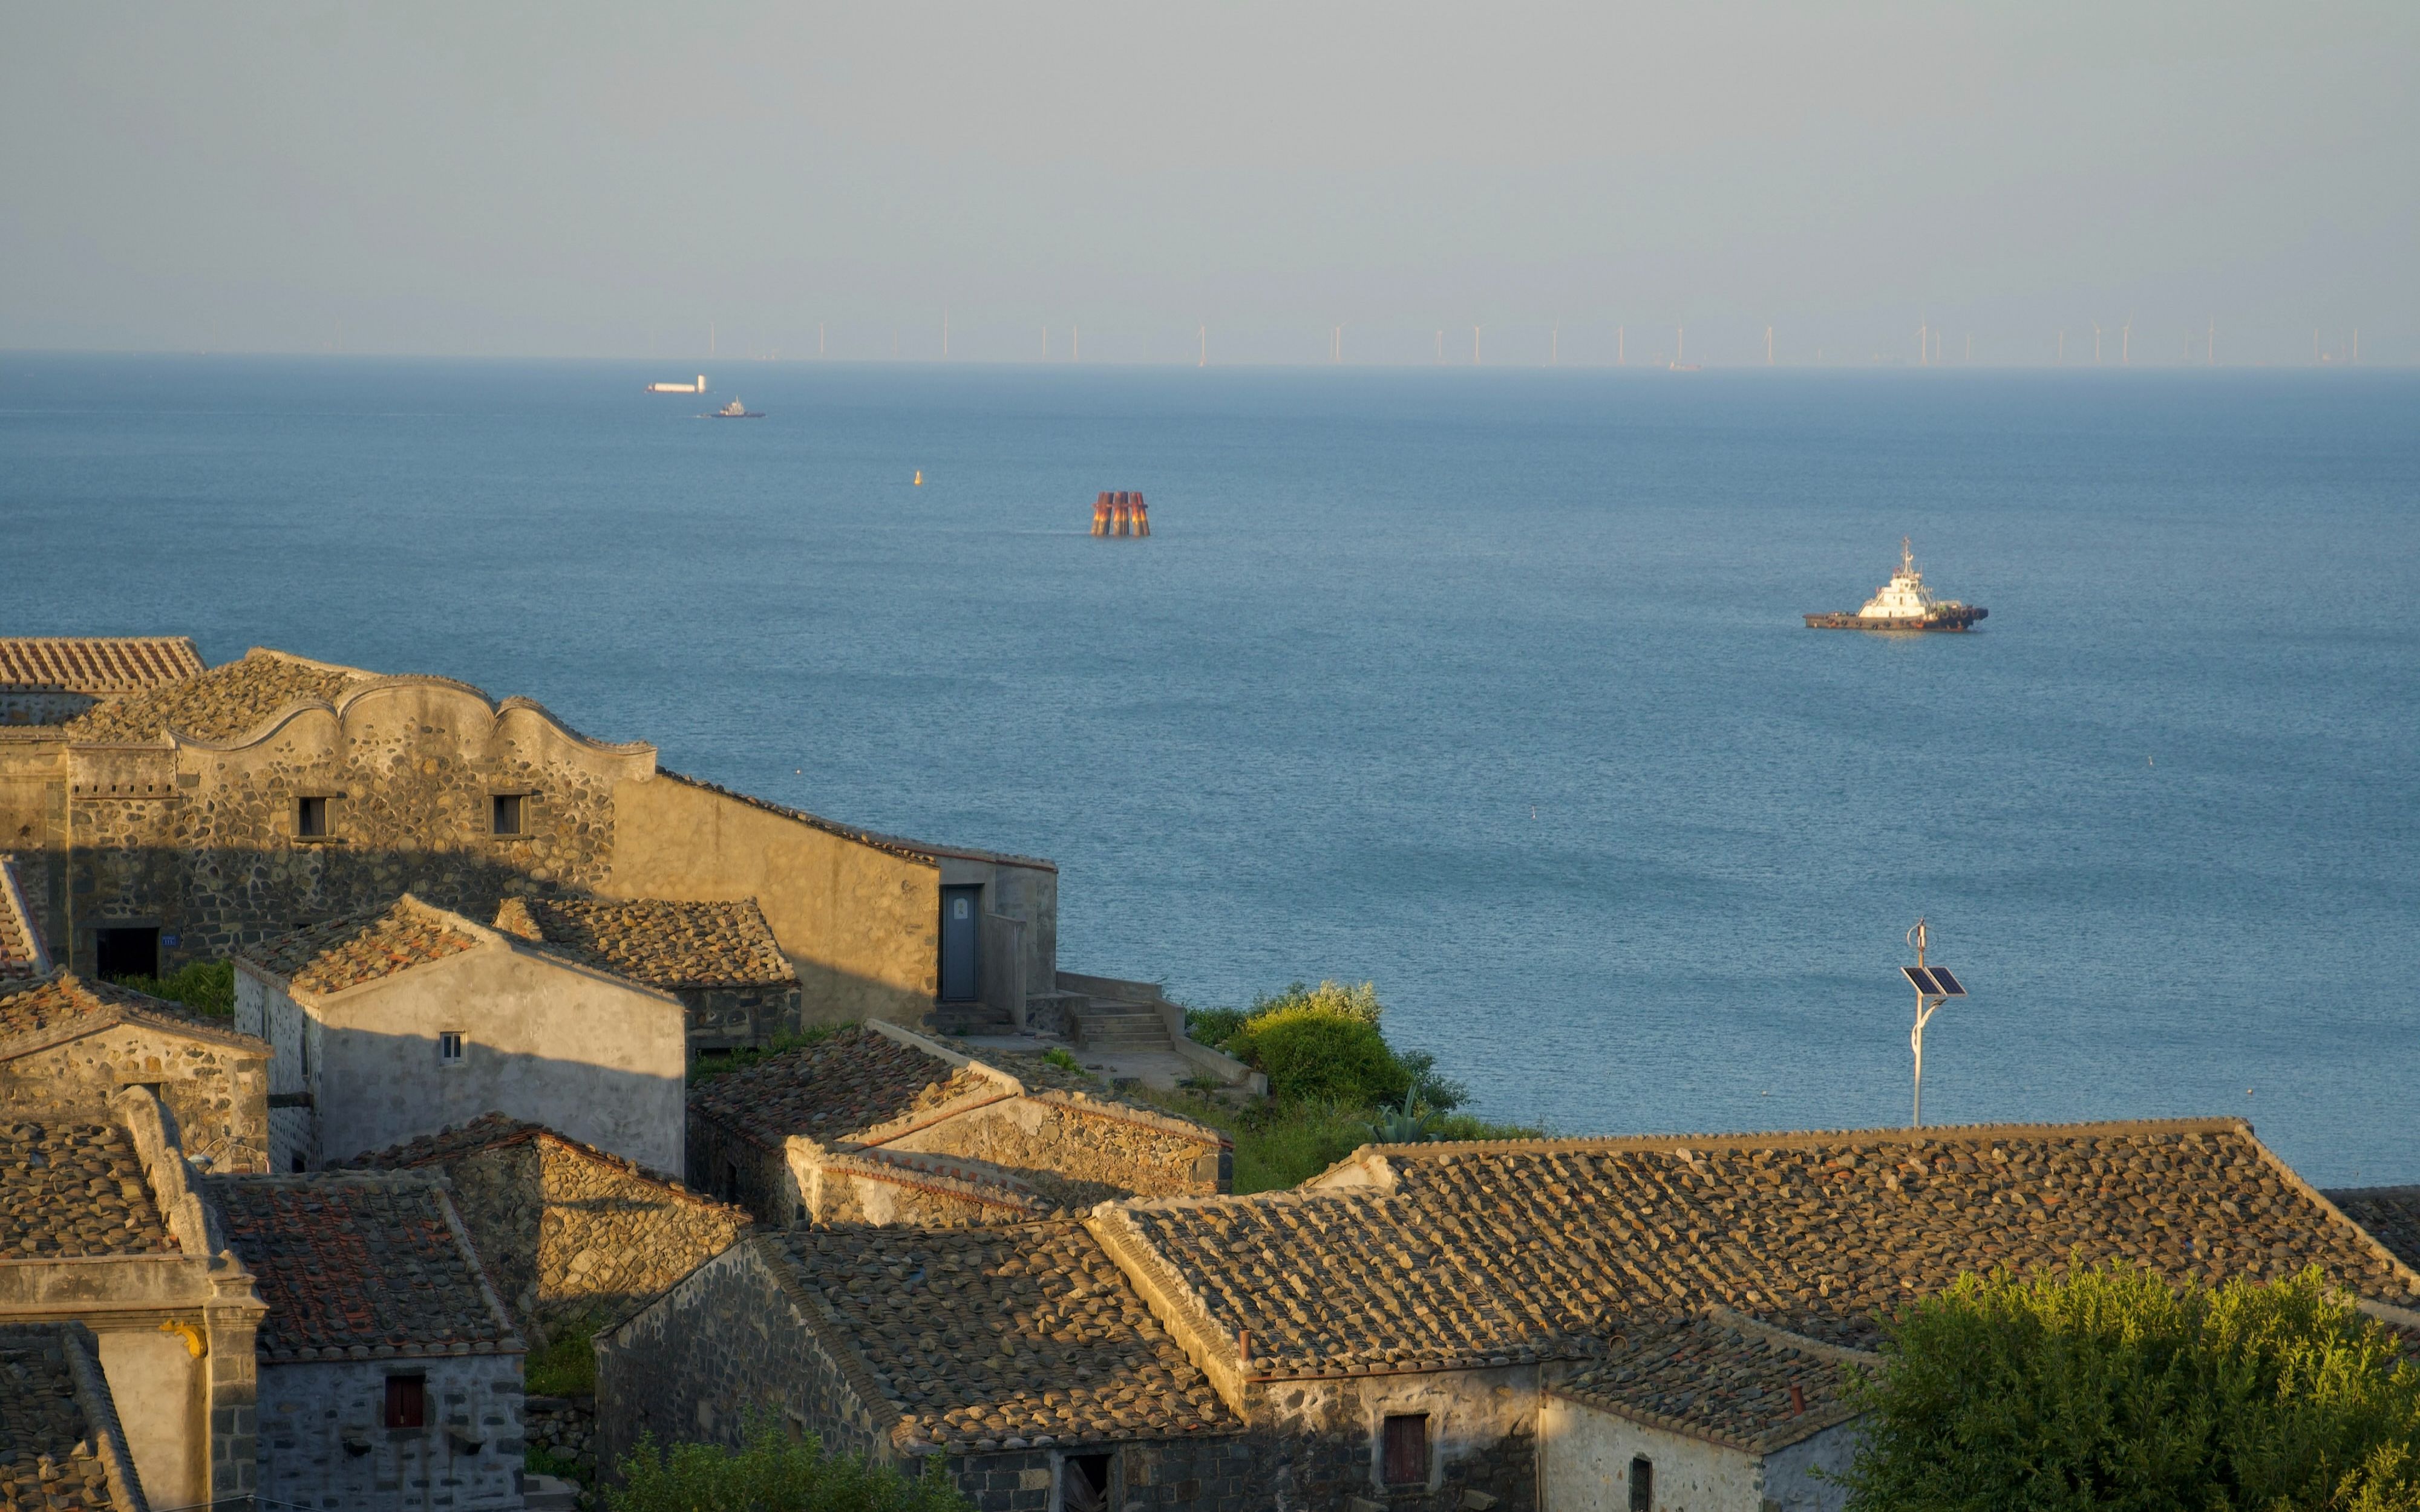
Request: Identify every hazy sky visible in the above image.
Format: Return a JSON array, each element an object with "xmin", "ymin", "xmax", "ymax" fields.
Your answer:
[{"xmin": 4, "ymin": 2, "xmax": 2413, "ymax": 365}]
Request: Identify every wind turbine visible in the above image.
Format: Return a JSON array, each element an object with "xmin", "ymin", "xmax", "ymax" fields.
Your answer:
[
  {"xmin": 1766, "ymin": 325, "xmax": 1774, "ymax": 366},
  {"xmin": 1918, "ymin": 318, "xmax": 1928, "ymax": 367},
  {"xmin": 1552, "ymin": 319, "xmax": 1560, "ymax": 367},
  {"xmin": 2058, "ymin": 330, "xmax": 2065, "ymax": 364},
  {"xmin": 2091, "ymin": 321, "xmax": 2103, "ymax": 365},
  {"xmin": 2206, "ymin": 317, "xmax": 2215, "ymax": 367},
  {"xmin": 1473, "ymin": 325, "xmax": 1482, "ymax": 365},
  {"xmin": 1198, "ymin": 323, "xmax": 1206, "ymax": 368},
  {"xmin": 2122, "ymin": 314, "xmax": 2132, "ymax": 367},
  {"xmin": 1618, "ymin": 325, "xmax": 1626, "ymax": 367}
]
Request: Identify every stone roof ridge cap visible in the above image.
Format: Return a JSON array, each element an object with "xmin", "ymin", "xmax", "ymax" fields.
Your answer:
[
  {"xmin": 2327, "ymin": 1184, "xmax": 2420, "ymax": 1201},
  {"xmin": 863, "ymin": 1018, "xmax": 1022, "ymax": 1088},
  {"xmin": 2358, "ymin": 1299, "xmax": 2420, "ymax": 1332},
  {"xmin": 433, "ymin": 1182, "xmax": 527, "ymax": 1354},
  {"xmin": 241, "ymin": 646, "xmax": 378, "ymax": 676},
  {"xmin": 112, "ymin": 1085, "xmax": 216, "ymax": 1256},
  {"xmin": 396, "ymin": 892, "xmax": 506, "ymax": 947},
  {"xmin": 60, "ymin": 1321, "xmax": 151, "ymax": 1512},
  {"xmin": 0, "ymin": 854, "xmax": 54, "ymax": 976},
  {"xmin": 489, "ymin": 693, "xmax": 656, "ymax": 757},
  {"xmin": 2238, "ymin": 1128, "xmax": 2420, "ymax": 1301},
  {"xmin": 1023, "ymin": 1087, "xmax": 1226, "ymax": 1145},
  {"xmin": 1375, "ymin": 1115, "xmax": 2258, "ymax": 1162},
  {"xmin": 1080, "ymin": 1204, "xmax": 1245, "ymax": 1408},
  {"xmin": 526, "ymin": 1126, "xmax": 737, "ymax": 1208},
  {"xmin": 1696, "ymin": 1304, "xmax": 1879, "ymax": 1363},
  {"xmin": 749, "ymin": 1234, "xmax": 910, "ymax": 1438},
  {"xmin": 653, "ymin": 769, "xmax": 1056, "ymax": 871}
]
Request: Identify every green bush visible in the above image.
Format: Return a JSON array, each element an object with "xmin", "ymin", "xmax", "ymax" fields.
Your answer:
[
  {"xmin": 610, "ymin": 1412, "xmax": 971, "ymax": 1512},
  {"xmin": 1250, "ymin": 979, "xmax": 1384, "ymax": 1025},
  {"xmin": 1184, "ymin": 1005, "xmax": 1251, "ymax": 1048},
  {"xmin": 526, "ymin": 1326, "xmax": 597, "ymax": 1397},
  {"xmin": 1836, "ymin": 1262, "xmax": 2420, "ymax": 1512},
  {"xmin": 1226, "ymin": 1005, "xmax": 1410, "ymax": 1107},
  {"xmin": 114, "ymin": 959, "xmax": 234, "ymax": 1017},
  {"xmin": 690, "ymin": 1023, "xmax": 850, "ymax": 1084}
]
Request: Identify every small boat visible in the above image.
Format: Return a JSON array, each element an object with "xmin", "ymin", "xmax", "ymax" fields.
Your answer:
[
  {"xmin": 1805, "ymin": 538, "xmax": 1986, "ymax": 631},
  {"xmin": 710, "ymin": 398, "xmax": 763, "ymax": 419}
]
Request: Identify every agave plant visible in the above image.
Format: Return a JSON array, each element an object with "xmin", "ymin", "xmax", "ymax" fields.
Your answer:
[{"xmin": 1369, "ymin": 1086, "xmax": 1434, "ymax": 1144}]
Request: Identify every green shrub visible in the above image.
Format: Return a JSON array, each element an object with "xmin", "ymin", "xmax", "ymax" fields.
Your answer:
[
  {"xmin": 1836, "ymin": 1262, "xmax": 2420, "ymax": 1512},
  {"xmin": 525, "ymin": 1446, "xmax": 585, "ymax": 1485},
  {"xmin": 1226, "ymin": 1005, "xmax": 1409, "ymax": 1107},
  {"xmin": 114, "ymin": 959, "xmax": 234, "ymax": 1017},
  {"xmin": 1184, "ymin": 1006, "xmax": 1251, "ymax": 1048},
  {"xmin": 1043, "ymin": 1047, "xmax": 1082, "ymax": 1072},
  {"xmin": 610, "ymin": 1411, "xmax": 971, "ymax": 1512},
  {"xmin": 526, "ymin": 1326, "xmax": 597, "ymax": 1397},
  {"xmin": 690, "ymin": 1023, "xmax": 850, "ymax": 1084},
  {"xmin": 1250, "ymin": 979, "xmax": 1384, "ymax": 1025}
]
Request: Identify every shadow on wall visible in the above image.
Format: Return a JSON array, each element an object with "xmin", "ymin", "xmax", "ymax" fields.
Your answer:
[
  {"xmin": 33, "ymin": 842, "xmax": 941, "ymax": 1027},
  {"xmin": 303, "ymin": 1025, "xmax": 687, "ymax": 1177}
]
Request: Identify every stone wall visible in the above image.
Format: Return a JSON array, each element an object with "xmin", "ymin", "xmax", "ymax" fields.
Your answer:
[
  {"xmin": 526, "ymin": 1394, "xmax": 598, "ymax": 1481},
  {"xmin": 685, "ymin": 1110, "xmax": 793, "ymax": 1224},
  {"xmin": 1241, "ymin": 1366, "xmax": 1542, "ymax": 1512},
  {"xmin": 680, "ymin": 982, "xmax": 805, "ymax": 1057},
  {"xmin": 0, "ymin": 692, "xmax": 95, "ymax": 726},
  {"xmin": 427, "ymin": 1132, "xmax": 751, "ymax": 1342},
  {"xmin": 883, "ymin": 1094, "xmax": 1229, "ymax": 1209},
  {"xmin": 595, "ymin": 1237, "xmax": 891, "ymax": 1473},
  {"xmin": 255, "ymin": 1354, "xmax": 524, "ymax": 1512},
  {"xmin": 48, "ymin": 677, "xmax": 652, "ymax": 975},
  {"xmin": 0, "ymin": 1020, "xmax": 269, "ymax": 1174},
  {"xmin": 794, "ymin": 1147, "xmax": 1048, "ymax": 1229}
]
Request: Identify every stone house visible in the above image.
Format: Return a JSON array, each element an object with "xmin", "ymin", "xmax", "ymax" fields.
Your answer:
[
  {"xmin": 601, "ymin": 1116, "xmax": 2420, "ymax": 1512},
  {"xmin": 685, "ymin": 1022, "xmax": 1229, "ymax": 1227},
  {"xmin": 0, "ymin": 1086, "xmax": 268, "ymax": 1510},
  {"xmin": 234, "ymin": 895, "xmax": 689, "ymax": 1175},
  {"xmin": 490, "ymin": 894, "xmax": 801, "ymax": 1057},
  {"xmin": 0, "ymin": 1321, "xmax": 151, "ymax": 1512},
  {"xmin": 0, "ymin": 636, "xmax": 203, "ymax": 728},
  {"xmin": 0, "ymin": 974, "xmax": 272, "ymax": 1175},
  {"xmin": 0, "ymin": 644, "xmax": 1059, "ymax": 1028},
  {"xmin": 207, "ymin": 1170, "xmax": 526, "ymax": 1512},
  {"xmin": 1539, "ymin": 1311, "xmax": 1869, "ymax": 1512},
  {"xmin": 348, "ymin": 1112, "xmax": 753, "ymax": 1345}
]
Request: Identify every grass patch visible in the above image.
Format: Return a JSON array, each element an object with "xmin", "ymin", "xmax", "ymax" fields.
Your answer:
[
  {"xmin": 526, "ymin": 1326, "xmax": 597, "ymax": 1397},
  {"xmin": 112, "ymin": 959, "xmax": 235, "ymax": 1018},
  {"xmin": 1133, "ymin": 1089, "xmax": 1543, "ymax": 1194},
  {"xmin": 525, "ymin": 1446, "xmax": 586, "ymax": 1485},
  {"xmin": 688, "ymin": 1023, "xmax": 850, "ymax": 1084}
]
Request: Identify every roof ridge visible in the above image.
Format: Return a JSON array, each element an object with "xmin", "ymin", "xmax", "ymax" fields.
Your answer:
[{"xmin": 1341, "ymin": 1115, "xmax": 2257, "ymax": 1168}]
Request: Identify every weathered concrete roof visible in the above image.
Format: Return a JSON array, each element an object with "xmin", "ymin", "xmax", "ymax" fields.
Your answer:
[
  {"xmin": 62, "ymin": 648, "xmax": 365, "ymax": 744},
  {"xmin": 1091, "ymin": 1119, "xmax": 2420, "ymax": 1379},
  {"xmin": 1550, "ymin": 1309, "xmax": 1871, "ymax": 1455},
  {"xmin": 0, "ymin": 636, "xmax": 203, "ymax": 696},
  {"xmin": 0, "ymin": 858, "xmax": 47, "ymax": 982},
  {"xmin": 0, "ymin": 1323, "xmax": 145, "ymax": 1512},
  {"xmin": 0, "ymin": 1118, "xmax": 177, "ymax": 1259},
  {"xmin": 688, "ymin": 1028, "xmax": 995, "ymax": 1151},
  {"xmin": 208, "ymin": 1173, "xmax": 522, "ymax": 1363},
  {"xmin": 235, "ymin": 895, "xmax": 484, "ymax": 996},
  {"xmin": 0, "ymin": 975, "xmax": 260, "ymax": 1060},
  {"xmin": 779, "ymin": 1220, "xmax": 1239, "ymax": 1452},
  {"xmin": 492, "ymin": 896, "xmax": 794, "ymax": 991}
]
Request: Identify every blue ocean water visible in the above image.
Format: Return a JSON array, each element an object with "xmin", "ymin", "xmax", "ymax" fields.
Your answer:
[{"xmin": 4, "ymin": 354, "xmax": 2415, "ymax": 1184}]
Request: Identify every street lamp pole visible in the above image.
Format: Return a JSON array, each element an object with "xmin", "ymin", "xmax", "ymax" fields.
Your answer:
[{"xmin": 1905, "ymin": 917, "xmax": 1965, "ymax": 1128}]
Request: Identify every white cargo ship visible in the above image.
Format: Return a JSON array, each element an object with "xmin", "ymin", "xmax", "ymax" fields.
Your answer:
[{"xmin": 1805, "ymin": 539, "xmax": 1987, "ymax": 631}]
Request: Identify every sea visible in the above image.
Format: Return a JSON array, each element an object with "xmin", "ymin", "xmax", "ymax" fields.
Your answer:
[{"xmin": 4, "ymin": 354, "xmax": 2415, "ymax": 1185}]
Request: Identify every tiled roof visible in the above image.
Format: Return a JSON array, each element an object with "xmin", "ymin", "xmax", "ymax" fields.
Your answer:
[
  {"xmin": 2331, "ymin": 1187, "xmax": 2420, "ymax": 1274},
  {"xmin": 1550, "ymin": 1309, "xmax": 1870, "ymax": 1453},
  {"xmin": 689, "ymin": 1028, "xmax": 996, "ymax": 1150},
  {"xmin": 0, "ymin": 975, "xmax": 248, "ymax": 1055},
  {"xmin": 492, "ymin": 896, "xmax": 794, "ymax": 990},
  {"xmin": 0, "ymin": 859, "xmax": 46, "ymax": 981},
  {"xmin": 0, "ymin": 636, "xmax": 203, "ymax": 695},
  {"xmin": 235, "ymin": 896, "xmax": 484, "ymax": 996},
  {"xmin": 63, "ymin": 648, "xmax": 364, "ymax": 744},
  {"xmin": 0, "ymin": 1119, "xmax": 177, "ymax": 1258},
  {"xmin": 347, "ymin": 1110, "xmax": 710, "ymax": 1198},
  {"xmin": 782, "ymin": 1222, "xmax": 1239, "ymax": 1452},
  {"xmin": 208, "ymin": 1174, "xmax": 521, "ymax": 1363},
  {"xmin": 0, "ymin": 1324, "xmax": 137, "ymax": 1512},
  {"xmin": 1096, "ymin": 1120, "xmax": 2420, "ymax": 1378}
]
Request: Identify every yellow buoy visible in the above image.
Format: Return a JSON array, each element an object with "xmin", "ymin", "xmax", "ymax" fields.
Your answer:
[{"xmin": 914, "ymin": 470, "xmax": 923, "ymax": 486}]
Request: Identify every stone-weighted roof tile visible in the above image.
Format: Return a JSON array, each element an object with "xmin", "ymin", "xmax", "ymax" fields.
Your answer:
[
  {"xmin": 0, "ymin": 1119, "xmax": 176, "ymax": 1258},
  {"xmin": 1551, "ymin": 1310, "xmax": 1869, "ymax": 1453},
  {"xmin": 2331, "ymin": 1187, "xmax": 2420, "ymax": 1274},
  {"xmin": 0, "ymin": 636, "xmax": 203, "ymax": 696},
  {"xmin": 209, "ymin": 1174, "xmax": 520, "ymax": 1362},
  {"xmin": 0, "ymin": 859, "xmax": 48, "ymax": 982},
  {"xmin": 783, "ymin": 1222, "xmax": 1238, "ymax": 1452},
  {"xmin": 0, "ymin": 1324, "xmax": 135, "ymax": 1512},
  {"xmin": 492, "ymin": 896, "xmax": 793, "ymax": 990},
  {"xmin": 62, "ymin": 648, "xmax": 365, "ymax": 745},
  {"xmin": 1102, "ymin": 1120, "xmax": 2420, "ymax": 1377},
  {"xmin": 0, "ymin": 974, "xmax": 241, "ymax": 1053},
  {"xmin": 689, "ymin": 1028, "xmax": 994, "ymax": 1150},
  {"xmin": 236, "ymin": 896, "xmax": 483, "ymax": 996}
]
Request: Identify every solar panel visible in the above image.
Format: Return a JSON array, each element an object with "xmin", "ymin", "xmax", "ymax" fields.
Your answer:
[
  {"xmin": 1927, "ymin": 966, "xmax": 1966, "ymax": 996},
  {"xmin": 1902, "ymin": 966, "xmax": 1941, "ymax": 994}
]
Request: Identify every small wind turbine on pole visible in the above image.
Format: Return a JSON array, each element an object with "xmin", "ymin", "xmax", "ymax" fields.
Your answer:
[{"xmin": 1902, "ymin": 917, "xmax": 1969, "ymax": 1128}]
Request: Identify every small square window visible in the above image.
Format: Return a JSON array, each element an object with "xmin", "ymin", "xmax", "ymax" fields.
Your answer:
[
  {"xmin": 296, "ymin": 795, "xmax": 330, "ymax": 838},
  {"xmin": 384, "ymin": 1374, "xmax": 426, "ymax": 1429},
  {"xmin": 491, "ymin": 793, "xmax": 525, "ymax": 836},
  {"xmin": 439, "ymin": 1031, "xmax": 465, "ymax": 1065},
  {"xmin": 1382, "ymin": 1414, "xmax": 1428, "ymax": 1487},
  {"xmin": 1629, "ymin": 1456, "xmax": 1653, "ymax": 1512}
]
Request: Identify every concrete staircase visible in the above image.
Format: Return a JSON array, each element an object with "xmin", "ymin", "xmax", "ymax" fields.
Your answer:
[
  {"xmin": 929, "ymin": 1000, "xmax": 1014, "ymax": 1037},
  {"xmin": 1068, "ymin": 999, "xmax": 1174, "ymax": 1053}
]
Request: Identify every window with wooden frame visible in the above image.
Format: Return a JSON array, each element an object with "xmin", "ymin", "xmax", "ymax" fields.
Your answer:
[
  {"xmin": 295, "ymin": 795, "xmax": 333, "ymax": 839},
  {"xmin": 384, "ymin": 1374, "xmax": 426, "ymax": 1429},
  {"xmin": 489, "ymin": 792, "xmax": 526, "ymax": 836},
  {"xmin": 1628, "ymin": 1456, "xmax": 1653, "ymax": 1512},
  {"xmin": 1382, "ymin": 1414, "xmax": 1429, "ymax": 1487}
]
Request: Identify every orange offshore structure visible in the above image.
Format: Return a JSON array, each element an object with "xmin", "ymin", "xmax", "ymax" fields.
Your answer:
[{"xmin": 1090, "ymin": 490, "xmax": 1151, "ymax": 537}]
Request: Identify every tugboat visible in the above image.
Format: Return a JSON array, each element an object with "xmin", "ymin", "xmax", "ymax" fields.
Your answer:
[
  {"xmin": 710, "ymin": 397, "xmax": 763, "ymax": 419},
  {"xmin": 1805, "ymin": 539, "xmax": 1986, "ymax": 631}
]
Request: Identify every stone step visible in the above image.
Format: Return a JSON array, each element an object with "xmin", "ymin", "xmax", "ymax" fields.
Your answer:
[{"xmin": 1070, "ymin": 1002, "xmax": 1173, "ymax": 1052}]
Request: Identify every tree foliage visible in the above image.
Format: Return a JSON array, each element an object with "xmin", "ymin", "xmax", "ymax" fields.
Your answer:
[
  {"xmin": 609, "ymin": 1413, "xmax": 971, "ymax": 1512},
  {"xmin": 1836, "ymin": 1262, "xmax": 2420, "ymax": 1512},
  {"xmin": 1186, "ymin": 980, "xmax": 1467, "ymax": 1115},
  {"xmin": 115, "ymin": 958, "xmax": 235, "ymax": 1017}
]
